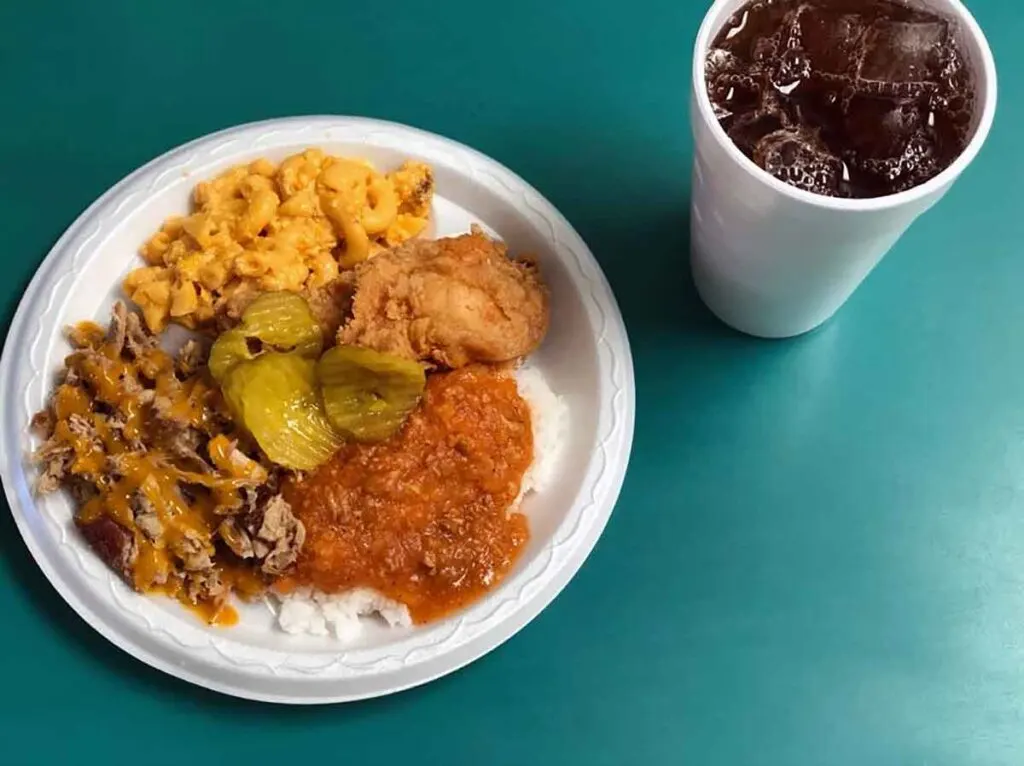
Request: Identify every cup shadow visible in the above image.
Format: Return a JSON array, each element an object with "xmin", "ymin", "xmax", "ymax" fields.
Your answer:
[
  {"xmin": 579, "ymin": 202, "xmax": 762, "ymax": 356},
  {"xmin": 483, "ymin": 123, "xmax": 758, "ymax": 354}
]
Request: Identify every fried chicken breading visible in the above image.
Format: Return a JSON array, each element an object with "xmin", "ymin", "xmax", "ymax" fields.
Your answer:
[
  {"xmin": 338, "ymin": 228, "xmax": 549, "ymax": 368},
  {"xmin": 304, "ymin": 274, "xmax": 355, "ymax": 339}
]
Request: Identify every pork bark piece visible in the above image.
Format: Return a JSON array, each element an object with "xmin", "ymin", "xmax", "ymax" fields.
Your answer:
[{"xmin": 78, "ymin": 516, "xmax": 137, "ymax": 583}]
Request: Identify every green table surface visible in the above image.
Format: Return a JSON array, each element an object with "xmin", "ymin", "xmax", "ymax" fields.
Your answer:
[{"xmin": 1, "ymin": 1, "xmax": 1021, "ymax": 763}]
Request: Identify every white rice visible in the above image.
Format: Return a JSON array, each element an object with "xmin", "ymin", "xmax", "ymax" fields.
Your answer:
[
  {"xmin": 515, "ymin": 365, "xmax": 568, "ymax": 498},
  {"xmin": 276, "ymin": 586, "xmax": 413, "ymax": 641},
  {"xmin": 273, "ymin": 365, "xmax": 567, "ymax": 640}
]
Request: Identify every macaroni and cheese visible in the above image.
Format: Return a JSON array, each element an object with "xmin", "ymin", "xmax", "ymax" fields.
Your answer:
[{"xmin": 124, "ymin": 149, "xmax": 434, "ymax": 332}]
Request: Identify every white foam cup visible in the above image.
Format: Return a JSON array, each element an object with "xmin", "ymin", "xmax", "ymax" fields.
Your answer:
[{"xmin": 690, "ymin": 0, "xmax": 997, "ymax": 338}]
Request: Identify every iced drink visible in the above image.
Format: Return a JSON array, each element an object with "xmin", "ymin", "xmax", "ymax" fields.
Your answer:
[{"xmin": 706, "ymin": 0, "xmax": 975, "ymax": 198}]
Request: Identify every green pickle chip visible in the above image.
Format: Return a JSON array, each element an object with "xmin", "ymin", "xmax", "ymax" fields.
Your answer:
[
  {"xmin": 318, "ymin": 345, "xmax": 426, "ymax": 442},
  {"xmin": 221, "ymin": 352, "xmax": 341, "ymax": 471},
  {"xmin": 209, "ymin": 292, "xmax": 323, "ymax": 382}
]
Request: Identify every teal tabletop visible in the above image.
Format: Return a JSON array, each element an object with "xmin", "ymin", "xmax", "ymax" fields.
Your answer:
[{"xmin": 1, "ymin": 1, "xmax": 1021, "ymax": 764}]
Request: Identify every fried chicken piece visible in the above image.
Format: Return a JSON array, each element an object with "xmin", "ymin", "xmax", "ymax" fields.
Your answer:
[
  {"xmin": 338, "ymin": 228, "xmax": 549, "ymax": 368},
  {"xmin": 304, "ymin": 275, "xmax": 355, "ymax": 339}
]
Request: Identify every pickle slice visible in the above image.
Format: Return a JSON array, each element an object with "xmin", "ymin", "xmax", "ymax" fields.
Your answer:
[
  {"xmin": 221, "ymin": 352, "xmax": 341, "ymax": 470},
  {"xmin": 209, "ymin": 292, "xmax": 323, "ymax": 382},
  {"xmin": 208, "ymin": 329, "xmax": 250, "ymax": 383},
  {"xmin": 317, "ymin": 345, "xmax": 425, "ymax": 442}
]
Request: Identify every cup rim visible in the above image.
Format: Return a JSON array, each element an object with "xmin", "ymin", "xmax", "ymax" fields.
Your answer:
[{"xmin": 691, "ymin": 0, "xmax": 999, "ymax": 212}]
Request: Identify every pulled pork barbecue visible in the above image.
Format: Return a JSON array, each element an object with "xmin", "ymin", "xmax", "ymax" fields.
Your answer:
[{"xmin": 32, "ymin": 302, "xmax": 305, "ymax": 623}]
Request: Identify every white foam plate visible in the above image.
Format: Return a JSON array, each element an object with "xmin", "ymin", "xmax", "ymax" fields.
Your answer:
[{"xmin": 0, "ymin": 117, "xmax": 635, "ymax": 703}]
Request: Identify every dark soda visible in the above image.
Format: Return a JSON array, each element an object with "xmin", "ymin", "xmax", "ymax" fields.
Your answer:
[{"xmin": 706, "ymin": 0, "xmax": 975, "ymax": 198}]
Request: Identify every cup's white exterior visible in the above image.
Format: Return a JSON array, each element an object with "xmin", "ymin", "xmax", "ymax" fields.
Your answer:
[{"xmin": 690, "ymin": 0, "xmax": 998, "ymax": 339}]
